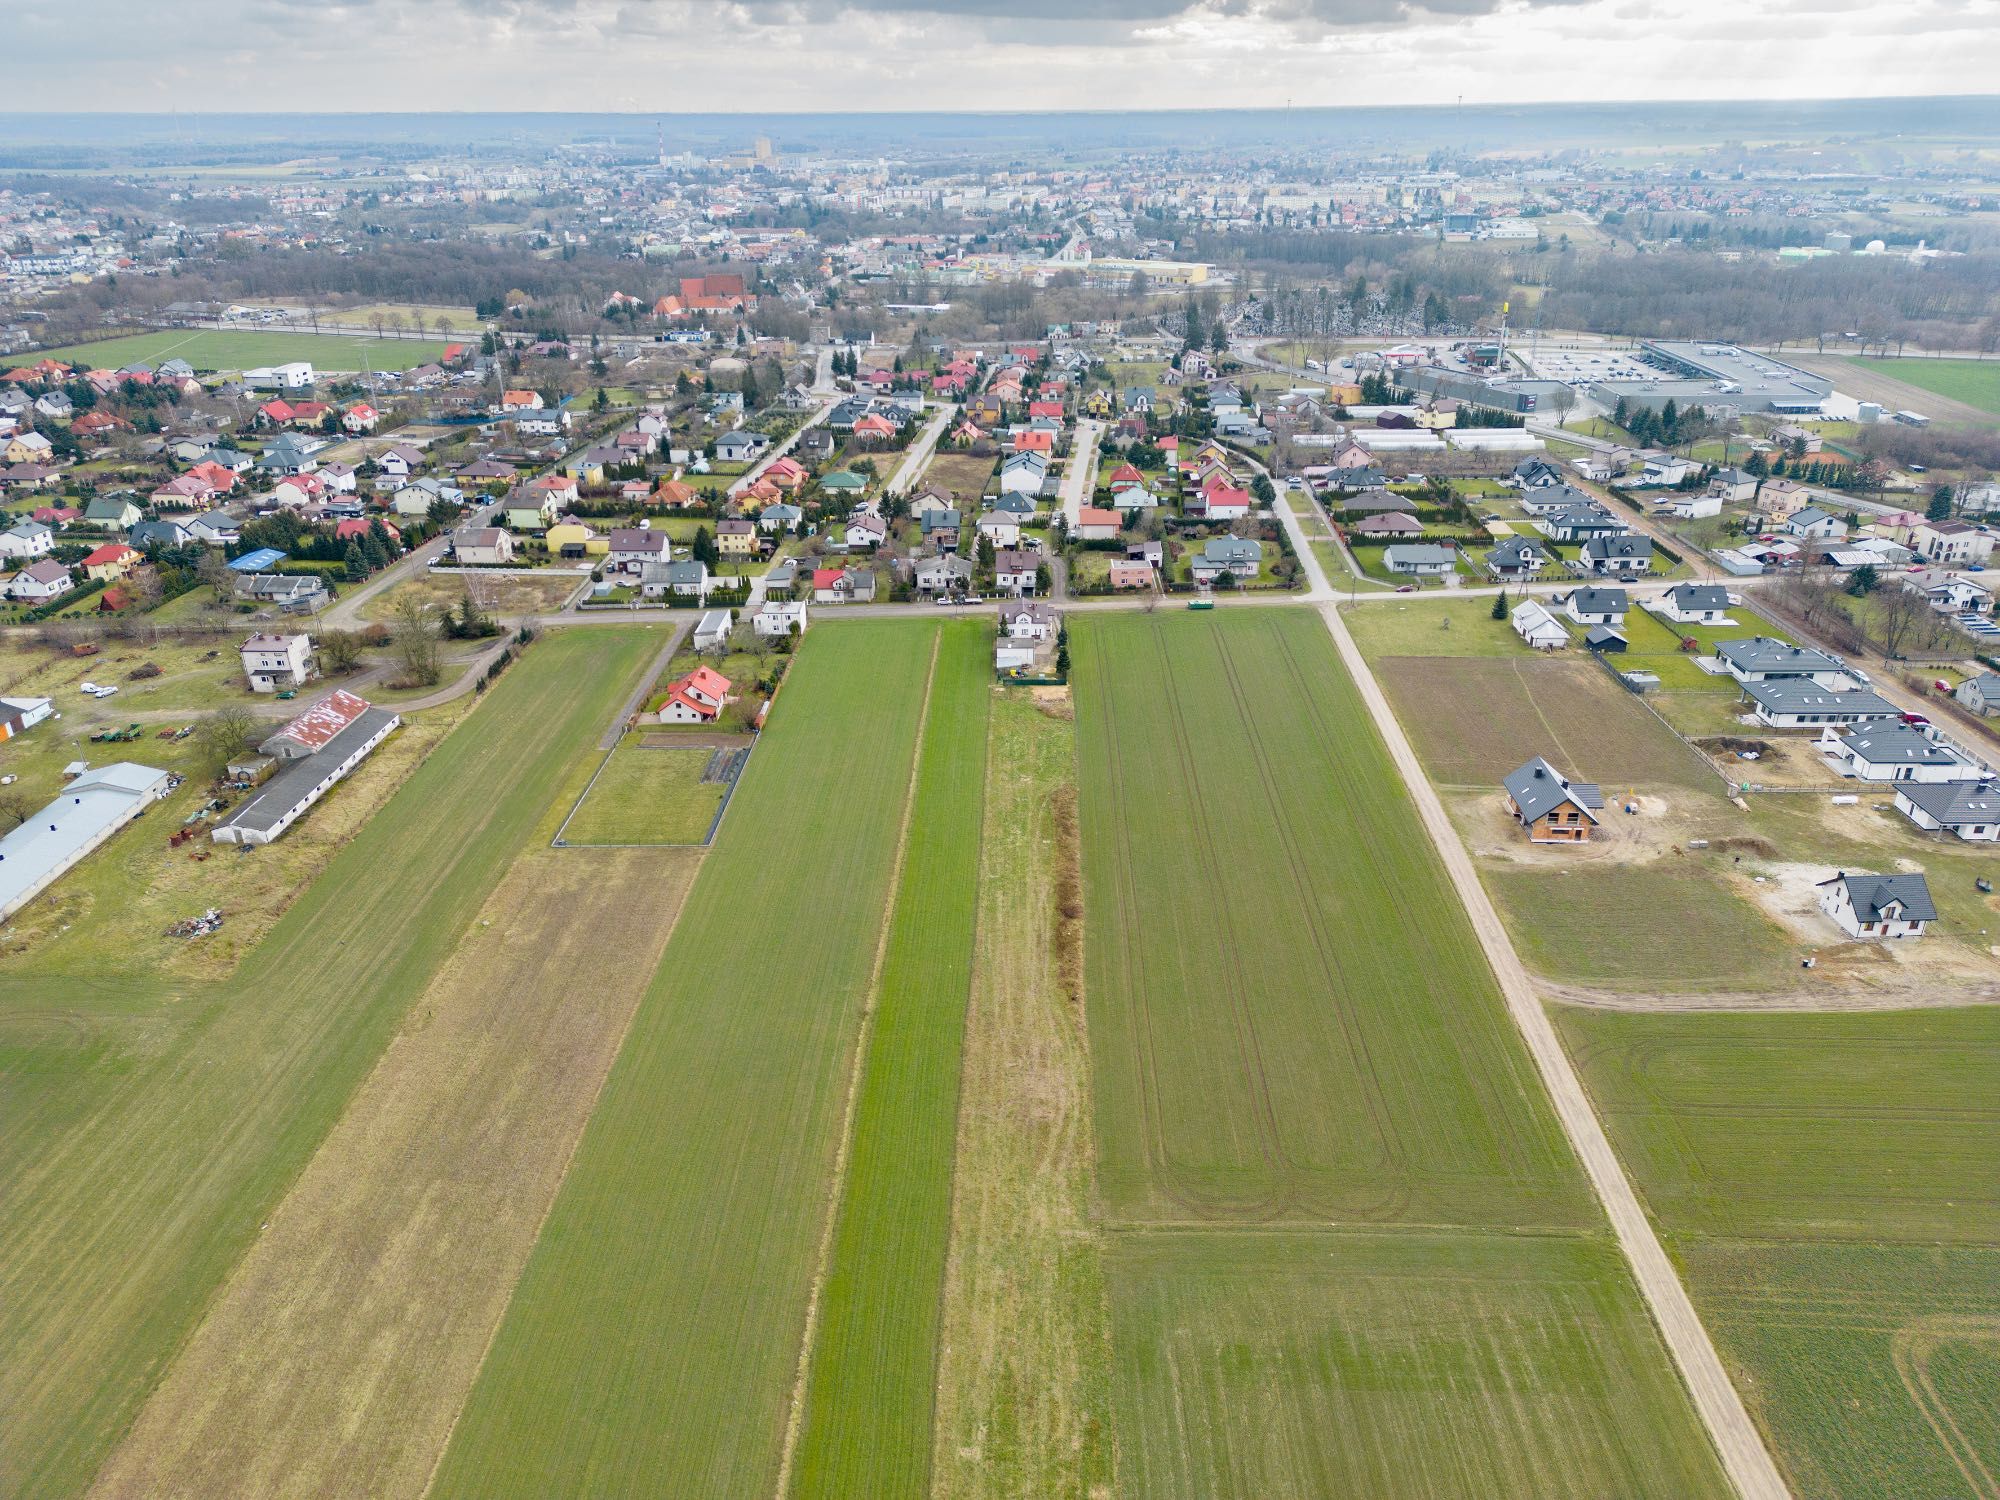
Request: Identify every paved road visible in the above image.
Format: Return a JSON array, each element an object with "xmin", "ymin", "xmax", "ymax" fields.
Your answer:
[
  {"xmin": 1273, "ymin": 496, "xmax": 1794, "ymax": 1500},
  {"xmin": 729, "ymin": 398, "xmax": 839, "ymax": 498},
  {"xmin": 1059, "ymin": 419, "xmax": 1103, "ymax": 529},
  {"xmin": 886, "ymin": 404, "xmax": 953, "ymax": 495}
]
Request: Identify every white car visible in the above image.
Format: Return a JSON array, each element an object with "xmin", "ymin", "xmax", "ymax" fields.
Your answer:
[
  {"xmin": 79, "ymin": 681, "xmax": 99, "ymax": 694},
  {"xmin": 92, "ymin": 684, "xmax": 118, "ymax": 698}
]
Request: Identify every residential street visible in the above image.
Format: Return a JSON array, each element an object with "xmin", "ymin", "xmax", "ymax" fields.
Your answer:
[{"xmin": 1058, "ymin": 418, "xmax": 1102, "ymax": 529}]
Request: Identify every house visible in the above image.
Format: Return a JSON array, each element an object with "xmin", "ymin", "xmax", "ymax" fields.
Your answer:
[
  {"xmin": 375, "ymin": 444, "xmax": 424, "ymax": 483},
  {"xmin": 1786, "ymin": 507, "xmax": 1848, "ymax": 542},
  {"xmin": 820, "ymin": 470, "xmax": 869, "ymax": 498},
  {"xmin": 1912, "ymin": 520, "xmax": 1995, "ymax": 567},
  {"xmin": 1953, "ymin": 674, "xmax": 2000, "ymax": 717},
  {"xmin": 754, "ymin": 599, "xmax": 808, "ymax": 639},
  {"xmin": 1670, "ymin": 492, "xmax": 1724, "ymax": 520},
  {"xmin": 1502, "ymin": 756, "xmax": 1602, "ymax": 843},
  {"xmin": 1383, "ymin": 544, "xmax": 1457, "ymax": 578},
  {"xmin": 715, "ymin": 429, "xmax": 766, "ymax": 464},
  {"xmin": 919, "ymin": 508, "xmax": 963, "ymax": 551},
  {"xmin": 342, "ymin": 403, "xmax": 379, "ymax": 434},
  {"xmin": 260, "ymin": 434, "xmax": 320, "ymax": 475},
  {"xmin": 1754, "ymin": 477, "xmax": 1811, "ymax": 520},
  {"xmin": 998, "ymin": 451, "xmax": 1048, "ymax": 498},
  {"xmin": 813, "ymin": 567, "xmax": 875, "ymax": 603},
  {"xmin": 1539, "ymin": 504, "xmax": 1627, "ymax": 544},
  {"xmin": 1, "ymin": 431, "xmax": 53, "ymax": 465},
  {"xmin": 84, "ymin": 495, "xmax": 143, "ymax": 530},
  {"xmin": 453, "ymin": 528, "xmax": 516, "ymax": 566},
  {"xmin": 240, "ymin": 632, "xmax": 313, "ymax": 692},
  {"xmin": 500, "ymin": 389, "xmax": 544, "ymax": 412},
  {"xmin": 1817, "ymin": 724, "xmax": 1981, "ymax": 783},
  {"xmin": 843, "ymin": 513, "xmax": 888, "ymax": 551},
  {"xmin": 1335, "ymin": 487, "xmax": 1417, "ymax": 516},
  {"xmin": 1561, "ymin": 587, "xmax": 1628, "ymax": 626},
  {"xmin": 1073, "ymin": 506, "xmax": 1122, "ymax": 542},
  {"xmin": 1189, "ymin": 477, "xmax": 1251, "ymax": 522},
  {"xmin": 1353, "ymin": 512, "xmax": 1423, "ymax": 540},
  {"xmin": 1717, "ymin": 637, "xmax": 1849, "ymax": 686},
  {"xmin": 716, "ymin": 519, "xmax": 757, "ymax": 559},
  {"xmin": 1108, "ymin": 559, "xmax": 1156, "ymax": 590},
  {"xmin": 993, "ymin": 549, "xmax": 1040, "ymax": 596},
  {"xmin": 1743, "ymin": 681, "xmax": 1898, "ymax": 729},
  {"xmin": 0, "ymin": 519, "xmax": 54, "ymax": 560},
  {"xmin": 235, "ymin": 573, "xmax": 328, "ymax": 613},
  {"xmin": 693, "ymin": 609, "xmax": 734, "ymax": 652},
  {"xmin": 976, "ymin": 511, "xmax": 1022, "ymax": 549},
  {"xmin": 1511, "ymin": 599, "xmax": 1570, "ymax": 651},
  {"xmin": 1707, "ymin": 467, "xmax": 1758, "ymax": 503},
  {"xmin": 80, "ymin": 544, "xmax": 139, "ymax": 582},
  {"xmin": 1192, "ymin": 536, "xmax": 1263, "ymax": 583},
  {"xmin": 5, "ymin": 558, "xmax": 72, "ymax": 603},
  {"xmin": 758, "ymin": 503, "xmax": 803, "ymax": 535},
  {"xmin": 607, "ymin": 528, "xmax": 671, "ymax": 576},
  {"xmin": 1893, "ymin": 780, "xmax": 2000, "ymax": 841},
  {"xmin": 1639, "ymin": 452, "xmax": 1695, "ymax": 486},
  {"xmin": 0, "ymin": 694, "xmax": 53, "ymax": 740},
  {"xmin": 1511, "ymin": 456, "xmax": 1565, "ymax": 490},
  {"xmin": 212, "ymin": 691, "xmax": 400, "ymax": 846},
  {"xmin": 1654, "ymin": 583, "xmax": 1733, "ymax": 625},
  {"xmin": 1578, "ymin": 534, "xmax": 1654, "ymax": 576},
  {"xmin": 0, "ymin": 762, "xmax": 176, "ymax": 921},
  {"xmin": 641, "ymin": 559, "xmax": 710, "ymax": 600},
  {"xmin": 998, "ymin": 600, "xmax": 1058, "ymax": 641},
  {"xmin": 915, "ymin": 554, "xmax": 975, "ymax": 594},
  {"xmin": 1816, "ymin": 871, "xmax": 1935, "ymax": 940},
  {"xmin": 1486, "ymin": 538, "xmax": 1549, "ymax": 580},
  {"xmin": 1518, "ymin": 483, "xmax": 1600, "ymax": 518},
  {"xmin": 130, "ymin": 519, "xmax": 193, "ymax": 551}
]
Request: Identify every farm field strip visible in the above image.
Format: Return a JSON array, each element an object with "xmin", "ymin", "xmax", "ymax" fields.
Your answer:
[
  {"xmin": 33, "ymin": 328, "xmax": 452, "ymax": 372},
  {"xmin": 553, "ymin": 736, "xmax": 728, "ymax": 847},
  {"xmin": 929, "ymin": 693, "xmax": 1118, "ymax": 1500},
  {"xmin": 0, "ymin": 627, "xmax": 662, "ymax": 1500},
  {"xmin": 427, "ymin": 621, "xmax": 942, "ymax": 1499},
  {"xmin": 1073, "ymin": 610, "xmax": 1593, "ymax": 1230},
  {"xmin": 85, "ymin": 845, "xmax": 701, "ymax": 1500},
  {"xmin": 787, "ymin": 621, "xmax": 991, "ymax": 1500},
  {"xmin": 1559, "ymin": 1004, "xmax": 2000, "ymax": 1495},
  {"xmin": 1071, "ymin": 610, "xmax": 1734, "ymax": 1497}
]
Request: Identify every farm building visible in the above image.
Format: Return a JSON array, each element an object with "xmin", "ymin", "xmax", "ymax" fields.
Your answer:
[
  {"xmin": 1817, "ymin": 724, "xmax": 1982, "ymax": 783},
  {"xmin": 1511, "ymin": 599, "xmax": 1570, "ymax": 651},
  {"xmin": 1894, "ymin": 780, "xmax": 2000, "ymax": 841},
  {"xmin": 211, "ymin": 691, "xmax": 400, "ymax": 846},
  {"xmin": 1717, "ymin": 637, "xmax": 1850, "ymax": 686},
  {"xmin": 1, "ymin": 694, "xmax": 53, "ymax": 739},
  {"xmin": 0, "ymin": 761, "xmax": 174, "ymax": 920},
  {"xmin": 1816, "ymin": 871, "xmax": 1935, "ymax": 940},
  {"xmin": 1502, "ymin": 757, "xmax": 1602, "ymax": 844},
  {"xmin": 1743, "ymin": 680, "xmax": 1898, "ymax": 728}
]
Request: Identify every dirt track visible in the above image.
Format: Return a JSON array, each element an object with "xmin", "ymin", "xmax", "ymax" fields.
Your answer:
[{"xmin": 1789, "ymin": 354, "xmax": 1999, "ymax": 427}]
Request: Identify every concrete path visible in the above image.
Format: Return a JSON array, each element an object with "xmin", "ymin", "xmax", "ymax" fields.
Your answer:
[
  {"xmin": 1275, "ymin": 495, "xmax": 1792, "ymax": 1500},
  {"xmin": 1059, "ymin": 418, "xmax": 1102, "ymax": 529}
]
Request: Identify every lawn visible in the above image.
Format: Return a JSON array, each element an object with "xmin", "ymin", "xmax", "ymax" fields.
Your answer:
[
  {"xmin": 930, "ymin": 691, "xmax": 1117, "ymax": 1500},
  {"xmin": 1375, "ymin": 654, "xmax": 1718, "ymax": 791},
  {"xmin": 1074, "ymin": 610, "xmax": 1595, "ymax": 1231},
  {"xmin": 0, "ymin": 627, "xmax": 662, "ymax": 1500},
  {"xmin": 1106, "ymin": 1230, "xmax": 1730, "ymax": 1500},
  {"xmin": 557, "ymin": 736, "xmax": 726, "ymax": 846},
  {"xmin": 924, "ymin": 451, "xmax": 998, "ymax": 505},
  {"xmin": 1341, "ymin": 596, "xmax": 1528, "ymax": 658},
  {"xmin": 789, "ymin": 621, "xmax": 991, "ymax": 1500},
  {"xmin": 1557, "ymin": 1004, "xmax": 2000, "ymax": 1496},
  {"xmin": 428, "ymin": 620, "xmax": 944, "ymax": 1499},
  {"xmin": 1851, "ymin": 356, "xmax": 2000, "ymax": 417},
  {"xmin": 33, "ymin": 328, "xmax": 452, "ymax": 374}
]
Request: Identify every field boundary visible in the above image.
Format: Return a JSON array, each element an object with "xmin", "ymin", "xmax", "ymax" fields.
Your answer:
[
  {"xmin": 1315, "ymin": 599, "xmax": 1793, "ymax": 1500},
  {"xmin": 773, "ymin": 625, "xmax": 943, "ymax": 1499},
  {"xmin": 549, "ymin": 737, "xmax": 755, "ymax": 850}
]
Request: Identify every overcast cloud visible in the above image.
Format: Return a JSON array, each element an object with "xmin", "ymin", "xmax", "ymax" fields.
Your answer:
[{"xmin": 15, "ymin": 0, "xmax": 2000, "ymax": 112}]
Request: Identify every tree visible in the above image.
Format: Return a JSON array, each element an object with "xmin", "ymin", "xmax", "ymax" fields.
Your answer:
[
  {"xmin": 1491, "ymin": 589, "xmax": 1508, "ymax": 621},
  {"xmin": 1548, "ymin": 385, "xmax": 1577, "ymax": 427},
  {"xmin": 1928, "ymin": 484, "xmax": 1955, "ymax": 522},
  {"xmin": 1876, "ymin": 582, "xmax": 1941, "ymax": 660},
  {"xmin": 317, "ymin": 629, "xmax": 365, "ymax": 673},
  {"xmin": 343, "ymin": 541, "xmax": 369, "ymax": 580},
  {"xmin": 195, "ymin": 705, "xmax": 259, "ymax": 769},
  {"xmin": 0, "ymin": 787, "xmax": 31, "ymax": 832},
  {"xmin": 390, "ymin": 592, "xmax": 442, "ymax": 686},
  {"xmin": 1846, "ymin": 564, "xmax": 1880, "ymax": 597},
  {"xmin": 1055, "ymin": 623, "xmax": 1071, "ymax": 678},
  {"xmin": 197, "ymin": 549, "xmax": 234, "ymax": 604},
  {"xmin": 1250, "ymin": 473, "xmax": 1275, "ymax": 504}
]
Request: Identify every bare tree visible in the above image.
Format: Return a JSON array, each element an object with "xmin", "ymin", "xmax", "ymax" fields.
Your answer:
[
  {"xmin": 390, "ymin": 593, "xmax": 442, "ymax": 686},
  {"xmin": 1548, "ymin": 385, "xmax": 1577, "ymax": 428},
  {"xmin": 316, "ymin": 629, "xmax": 365, "ymax": 675},
  {"xmin": 370, "ymin": 313, "xmax": 388, "ymax": 341},
  {"xmin": 0, "ymin": 787, "xmax": 31, "ymax": 832},
  {"xmin": 1876, "ymin": 583, "xmax": 1946, "ymax": 660},
  {"xmin": 197, "ymin": 550, "xmax": 234, "ymax": 604},
  {"xmin": 196, "ymin": 705, "xmax": 260, "ymax": 769}
]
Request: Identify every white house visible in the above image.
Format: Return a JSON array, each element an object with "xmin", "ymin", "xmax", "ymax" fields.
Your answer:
[
  {"xmin": 1383, "ymin": 544, "xmax": 1456, "ymax": 578},
  {"xmin": 1817, "ymin": 724, "xmax": 1982, "ymax": 783},
  {"xmin": 1894, "ymin": 780, "xmax": 2000, "ymax": 841},
  {"xmin": 754, "ymin": 599, "xmax": 808, "ymax": 639},
  {"xmin": 1670, "ymin": 492, "xmax": 1724, "ymax": 520},
  {"xmin": 244, "ymin": 361, "xmax": 315, "ymax": 391},
  {"xmin": 1717, "ymin": 637, "xmax": 1850, "ymax": 686},
  {"xmin": 1651, "ymin": 584, "xmax": 1733, "ymax": 625},
  {"xmin": 0, "ymin": 519, "xmax": 54, "ymax": 560},
  {"xmin": 239, "ymin": 632, "xmax": 313, "ymax": 692},
  {"xmin": 5, "ymin": 559, "xmax": 73, "ymax": 603},
  {"xmin": 976, "ymin": 512, "xmax": 1022, "ymax": 548},
  {"xmin": 1953, "ymin": 673, "xmax": 2000, "ymax": 716},
  {"xmin": 1816, "ymin": 871, "xmax": 1935, "ymax": 940},
  {"xmin": 1561, "ymin": 587, "xmax": 1628, "ymax": 626},
  {"xmin": 607, "ymin": 527, "xmax": 671, "ymax": 576},
  {"xmin": 1511, "ymin": 599, "xmax": 1570, "ymax": 651},
  {"xmin": 453, "ymin": 528, "xmax": 515, "ymax": 566},
  {"xmin": 1742, "ymin": 680, "xmax": 1898, "ymax": 729},
  {"xmin": 693, "ymin": 609, "xmax": 734, "ymax": 652},
  {"xmin": 1785, "ymin": 507, "xmax": 1848, "ymax": 542},
  {"xmin": 1912, "ymin": 520, "xmax": 1995, "ymax": 567}
]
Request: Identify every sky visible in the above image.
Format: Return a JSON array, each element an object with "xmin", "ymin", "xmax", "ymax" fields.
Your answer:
[{"xmin": 17, "ymin": 0, "xmax": 2000, "ymax": 113}]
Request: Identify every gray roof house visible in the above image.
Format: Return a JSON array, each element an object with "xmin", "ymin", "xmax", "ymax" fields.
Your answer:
[
  {"xmin": 1816, "ymin": 871, "xmax": 1936, "ymax": 939},
  {"xmin": 1502, "ymin": 756, "xmax": 1604, "ymax": 842},
  {"xmin": 1383, "ymin": 544, "xmax": 1457, "ymax": 577},
  {"xmin": 1743, "ymin": 680, "xmax": 1898, "ymax": 728},
  {"xmin": 1562, "ymin": 587, "xmax": 1628, "ymax": 624},
  {"xmin": 1717, "ymin": 636, "xmax": 1848, "ymax": 684},
  {"xmin": 1894, "ymin": 780, "xmax": 2000, "ymax": 840},
  {"xmin": 1191, "ymin": 536, "xmax": 1263, "ymax": 582},
  {"xmin": 1578, "ymin": 534, "xmax": 1653, "ymax": 575}
]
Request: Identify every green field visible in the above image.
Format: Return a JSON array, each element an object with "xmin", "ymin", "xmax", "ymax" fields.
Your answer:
[
  {"xmin": 1559, "ymin": 1005, "xmax": 2000, "ymax": 1496},
  {"xmin": 1852, "ymin": 356, "xmax": 2000, "ymax": 416},
  {"xmin": 1108, "ymin": 1230, "xmax": 1733, "ymax": 1499},
  {"xmin": 557, "ymin": 736, "xmax": 727, "ymax": 846},
  {"xmin": 32, "ymin": 328, "xmax": 451, "ymax": 374},
  {"xmin": 0, "ymin": 627, "xmax": 660, "ymax": 1500},
  {"xmin": 789, "ymin": 621, "xmax": 990, "ymax": 1499},
  {"xmin": 1071, "ymin": 610, "xmax": 1727, "ymax": 1496},
  {"xmin": 429, "ymin": 621, "xmax": 943, "ymax": 1498},
  {"xmin": 1074, "ymin": 611, "xmax": 1592, "ymax": 1229},
  {"xmin": 1342, "ymin": 596, "xmax": 1534, "ymax": 658}
]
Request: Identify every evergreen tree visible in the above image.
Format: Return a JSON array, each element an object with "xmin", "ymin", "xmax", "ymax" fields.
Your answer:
[
  {"xmin": 1491, "ymin": 589, "xmax": 1508, "ymax": 621},
  {"xmin": 342, "ymin": 541, "xmax": 369, "ymax": 580},
  {"xmin": 1928, "ymin": 485, "xmax": 1955, "ymax": 522}
]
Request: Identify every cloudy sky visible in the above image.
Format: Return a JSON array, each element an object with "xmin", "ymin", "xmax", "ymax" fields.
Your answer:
[{"xmin": 15, "ymin": 0, "xmax": 2000, "ymax": 112}]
